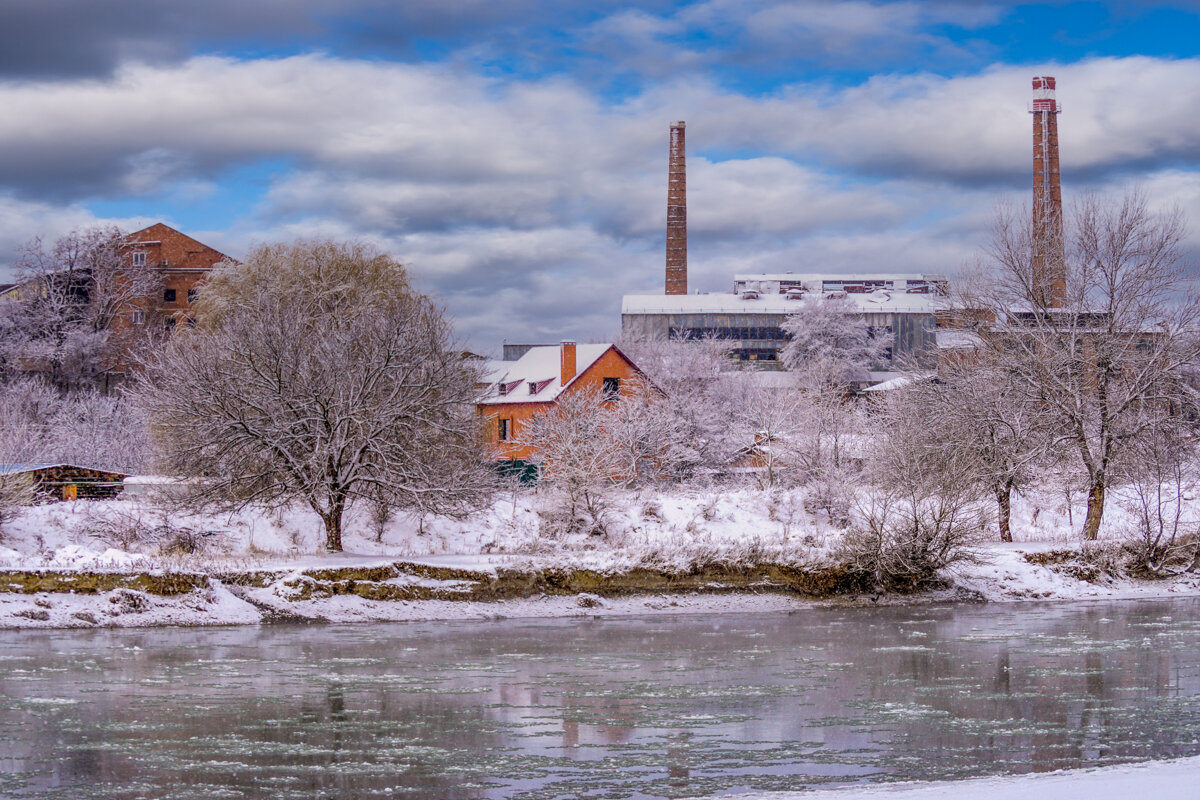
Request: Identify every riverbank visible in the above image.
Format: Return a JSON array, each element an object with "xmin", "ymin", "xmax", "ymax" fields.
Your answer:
[
  {"xmin": 0, "ymin": 542, "xmax": 1197, "ymax": 629},
  {"xmin": 0, "ymin": 488, "xmax": 1197, "ymax": 629}
]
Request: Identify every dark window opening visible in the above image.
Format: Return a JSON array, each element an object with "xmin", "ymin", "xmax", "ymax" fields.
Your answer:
[
  {"xmin": 163, "ymin": 289, "xmax": 176, "ymax": 303},
  {"xmin": 498, "ymin": 418, "xmax": 511, "ymax": 441},
  {"xmin": 669, "ymin": 326, "xmax": 790, "ymax": 342},
  {"xmin": 602, "ymin": 377, "xmax": 620, "ymax": 400},
  {"xmin": 187, "ymin": 289, "xmax": 198, "ymax": 304}
]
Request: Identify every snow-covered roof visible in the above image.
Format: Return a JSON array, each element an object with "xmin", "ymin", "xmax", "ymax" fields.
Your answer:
[
  {"xmin": 478, "ymin": 344, "xmax": 618, "ymax": 405},
  {"xmin": 935, "ymin": 329, "xmax": 983, "ymax": 350},
  {"xmin": 0, "ymin": 463, "xmax": 128, "ymax": 477},
  {"xmin": 861, "ymin": 373, "xmax": 934, "ymax": 392},
  {"xmin": 733, "ymin": 272, "xmax": 947, "ymax": 283},
  {"xmin": 622, "ymin": 290, "xmax": 942, "ymax": 315}
]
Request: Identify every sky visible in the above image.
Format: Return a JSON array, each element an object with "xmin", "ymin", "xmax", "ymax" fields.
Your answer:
[{"xmin": 3, "ymin": 1, "xmax": 1200, "ymax": 352}]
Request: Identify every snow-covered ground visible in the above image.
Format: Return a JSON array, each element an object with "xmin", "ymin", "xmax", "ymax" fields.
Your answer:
[
  {"xmin": 729, "ymin": 756, "xmax": 1200, "ymax": 800},
  {"xmin": 0, "ymin": 482, "xmax": 1196, "ymax": 628}
]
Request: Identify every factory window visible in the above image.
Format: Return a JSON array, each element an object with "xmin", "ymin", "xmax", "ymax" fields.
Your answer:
[
  {"xmin": 131, "ymin": 252, "xmax": 146, "ymax": 267},
  {"xmin": 163, "ymin": 289, "xmax": 176, "ymax": 303},
  {"xmin": 602, "ymin": 377, "xmax": 620, "ymax": 401},
  {"xmin": 498, "ymin": 418, "xmax": 511, "ymax": 442},
  {"xmin": 131, "ymin": 309, "xmax": 145, "ymax": 325}
]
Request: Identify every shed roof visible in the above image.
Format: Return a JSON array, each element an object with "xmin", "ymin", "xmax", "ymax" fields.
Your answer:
[{"xmin": 0, "ymin": 463, "xmax": 130, "ymax": 478}]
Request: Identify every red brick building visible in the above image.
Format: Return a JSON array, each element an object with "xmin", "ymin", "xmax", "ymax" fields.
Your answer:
[
  {"xmin": 477, "ymin": 341, "xmax": 648, "ymax": 467},
  {"xmin": 121, "ymin": 223, "xmax": 230, "ymax": 330}
]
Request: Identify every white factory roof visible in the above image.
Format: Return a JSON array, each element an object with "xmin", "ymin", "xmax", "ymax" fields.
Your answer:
[
  {"xmin": 622, "ymin": 290, "xmax": 943, "ymax": 315},
  {"xmin": 733, "ymin": 272, "xmax": 947, "ymax": 283},
  {"xmin": 478, "ymin": 344, "xmax": 616, "ymax": 405}
]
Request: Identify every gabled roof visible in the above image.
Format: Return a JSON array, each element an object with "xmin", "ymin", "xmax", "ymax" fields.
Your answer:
[
  {"xmin": 0, "ymin": 463, "xmax": 129, "ymax": 478},
  {"xmin": 479, "ymin": 344, "xmax": 626, "ymax": 405}
]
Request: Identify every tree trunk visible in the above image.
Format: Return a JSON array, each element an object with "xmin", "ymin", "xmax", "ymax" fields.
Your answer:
[
  {"xmin": 1082, "ymin": 481, "xmax": 1105, "ymax": 541},
  {"xmin": 321, "ymin": 494, "xmax": 346, "ymax": 552},
  {"xmin": 996, "ymin": 480, "xmax": 1013, "ymax": 543}
]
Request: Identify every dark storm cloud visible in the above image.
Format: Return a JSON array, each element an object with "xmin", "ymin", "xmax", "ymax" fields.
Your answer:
[{"xmin": 0, "ymin": 0, "xmax": 638, "ymax": 80}]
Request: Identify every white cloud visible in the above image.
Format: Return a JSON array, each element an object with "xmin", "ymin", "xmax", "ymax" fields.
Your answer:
[{"xmin": 3, "ymin": 53, "xmax": 1200, "ymax": 346}]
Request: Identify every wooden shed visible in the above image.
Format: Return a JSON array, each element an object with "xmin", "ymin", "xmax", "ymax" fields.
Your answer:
[{"xmin": 0, "ymin": 464, "xmax": 129, "ymax": 501}]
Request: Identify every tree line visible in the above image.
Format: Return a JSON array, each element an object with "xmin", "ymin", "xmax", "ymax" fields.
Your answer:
[{"xmin": 1, "ymin": 190, "xmax": 1197, "ymax": 581}]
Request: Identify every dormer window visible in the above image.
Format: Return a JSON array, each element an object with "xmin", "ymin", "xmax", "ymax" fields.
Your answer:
[
  {"xmin": 132, "ymin": 252, "xmax": 147, "ymax": 266},
  {"xmin": 498, "ymin": 380, "xmax": 522, "ymax": 396},
  {"xmin": 528, "ymin": 378, "xmax": 554, "ymax": 395}
]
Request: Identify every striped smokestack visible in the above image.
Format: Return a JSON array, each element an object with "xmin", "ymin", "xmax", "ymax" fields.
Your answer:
[
  {"xmin": 665, "ymin": 121, "xmax": 687, "ymax": 295},
  {"xmin": 1031, "ymin": 76, "xmax": 1065, "ymax": 308}
]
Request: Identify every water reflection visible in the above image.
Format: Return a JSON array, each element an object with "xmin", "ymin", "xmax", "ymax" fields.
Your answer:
[{"xmin": 0, "ymin": 599, "xmax": 1198, "ymax": 799}]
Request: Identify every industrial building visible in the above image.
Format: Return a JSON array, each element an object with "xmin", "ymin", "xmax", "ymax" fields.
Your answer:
[
  {"xmin": 620, "ymin": 119, "xmax": 945, "ymax": 378},
  {"xmin": 622, "ymin": 273, "xmax": 945, "ymax": 373}
]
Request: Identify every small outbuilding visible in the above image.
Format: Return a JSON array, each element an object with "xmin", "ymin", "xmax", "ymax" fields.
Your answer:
[{"xmin": 0, "ymin": 464, "xmax": 129, "ymax": 501}]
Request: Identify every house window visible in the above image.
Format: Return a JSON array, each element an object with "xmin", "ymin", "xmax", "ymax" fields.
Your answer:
[
  {"xmin": 187, "ymin": 288, "xmax": 198, "ymax": 304},
  {"xmin": 602, "ymin": 377, "xmax": 620, "ymax": 401},
  {"xmin": 131, "ymin": 309, "xmax": 145, "ymax": 325},
  {"xmin": 498, "ymin": 418, "xmax": 512, "ymax": 441},
  {"xmin": 163, "ymin": 289, "xmax": 177, "ymax": 303},
  {"xmin": 131, "ymin": 252, "xmax": 146, "ymax": 267},
  {"xmin": 164, "ymin": 317, "xmax": 176, "ymax": 332}
]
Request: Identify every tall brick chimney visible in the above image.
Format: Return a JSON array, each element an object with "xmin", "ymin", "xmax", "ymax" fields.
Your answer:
[
  {"xmin": 560, "ymin": 340, "xmax": 577, "ymax": 386},
  {"xmin": 1032, "ymin": 76, "xmax": 1065, "ymax": 308},
  {"xmin": 665, "ymin": 121, "xmax": 687, "ymax": 295}
]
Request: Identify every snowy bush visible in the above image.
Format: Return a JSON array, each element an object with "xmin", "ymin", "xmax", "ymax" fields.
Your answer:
[{"xmin": 840, "ymin": 491, "xmax": 987, "ymax": 591}]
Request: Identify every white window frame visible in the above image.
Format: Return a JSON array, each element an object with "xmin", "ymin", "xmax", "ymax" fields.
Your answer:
[
  {"xmin": 131, "ymin": 251, "xmax": 147, "ymax": 267},
  {"xmin": 131, "ymin": 309, "xmax": 146, "ymax": 325}
]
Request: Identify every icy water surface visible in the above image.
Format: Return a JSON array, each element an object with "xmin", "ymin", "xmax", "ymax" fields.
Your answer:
[{"xmin": 2, "ymin": 600, "xmax": 1200, "ymax": 799}]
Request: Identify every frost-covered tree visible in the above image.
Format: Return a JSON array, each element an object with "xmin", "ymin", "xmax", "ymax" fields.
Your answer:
[
  {"xmin": 519, "ymin": 385, "xmax": 623, "ymax": 530},
  {"xmin": 134, "ymin": 239, "xmax": 486, "ymax": 552},
  {"xmin": 971, "ymin": 190, "xmax": 1200, "ymax": 540},
  {"xmin": 779, "ymin": 297, "xmax": 889, "ymax": 474},
  {"xmin": 0, "ymin": 378, "xmax": 151, "ymax": 475},
  {"xmin": 731, "ymin": 380, "xmax": 808, "ymax": 488},
  {"xmin": 904, "ymin": 364, "xmax": 1046, "ymax": 542},
  {"xmin": 781, "ymin": 296, "xmax": 892, "ymax": 390},
  {"xmin": 1, "ymin": 226, "xmax": 162, "ymax": 389},
  {"xmin": 616, "ymin": 333, "xmax": 742, "ymax": 477},
  {"xmin": 841, "ymin": 385, "xmax": 987, "ymax": 590},
  {"xmin": 1118, "ymin": 409, "xmax": 1200, "ymax": 573}
]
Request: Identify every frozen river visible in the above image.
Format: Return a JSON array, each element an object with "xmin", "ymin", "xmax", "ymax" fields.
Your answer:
[{"xmin": 1, "ymin": 599, "xmax": 1199, "ymax": 799}]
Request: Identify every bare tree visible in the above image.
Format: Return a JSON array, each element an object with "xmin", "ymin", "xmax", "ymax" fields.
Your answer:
[
  {"xmin": 908, "ymin": 363, "xmax": 1046, "ymax": 542},
  {"xmin": 731, "ymin": 380, "xmax": 808, "ymax": 489},
  {"xmin": 1118, "ymin": 409, "xmax": 1200, "ymax": 573},
  {"xmin": 841, "ymin": 386, "xmax": 987, "ymax": 590},
  {"xmin": 780, "ymin": 297, "xmax": 890, "ymax": 473},
  {"xmin": 0, "ymin": 378, "xmax": 150, "ymax": 474},
  {"xmin": 3, "ymin": 226, "xmax": 163, "ymax": 389},
  {"xmin": 972, "ymin": 190, "xmax": 1200, "ymax": 539},
  {"xmin": 518, "ymin": 386, "xmax": 623, "ymax": 530},
  {"xmin": 134, "ymin": 239, "xmax": 486, "ymax": 552},
  {"xmin": 781, "ymin": 296, "xmax": 892, "ymax": 390},
  {"xmin": 616, "ymin": 332, "xmax": 742, "ymax": 477}
]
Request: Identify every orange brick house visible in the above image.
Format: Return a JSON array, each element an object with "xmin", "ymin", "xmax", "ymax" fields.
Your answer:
[
  {"xmin": 120, "ymin": 223, "xmax": 230, "ymax": 331},
  {"xmin": 477, "ymin": 341, "xmax": 649, "ymax": 476}
]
